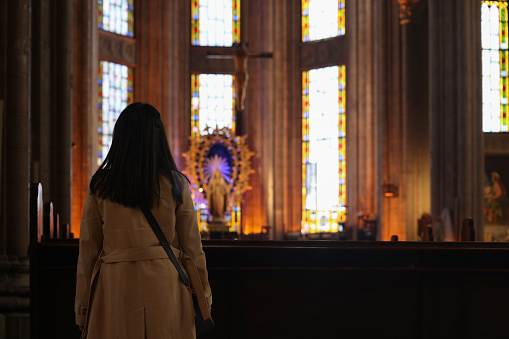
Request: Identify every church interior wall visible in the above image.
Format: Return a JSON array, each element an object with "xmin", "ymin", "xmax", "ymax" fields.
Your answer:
[
  {"xmin": 0, "ymin": 0, "xmax": 494, "ymax": 246},
  {"xmin": 2, "ymin": 0, "xmax": 509, "ymax": 337}
]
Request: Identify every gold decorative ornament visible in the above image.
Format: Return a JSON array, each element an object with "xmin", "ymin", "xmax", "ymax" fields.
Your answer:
[
  {"xmin": 397, "ymin": 0, "xmax": 420, "ymax": 24},
  {"xmin": 182, "ymin": 127, "xmax": 254, "ymax": 230}
]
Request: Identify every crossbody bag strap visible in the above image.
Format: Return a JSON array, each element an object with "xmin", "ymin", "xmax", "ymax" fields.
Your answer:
[{"xmin": 140, "ymin": 206, "xmax": 190, "ymax": 287}]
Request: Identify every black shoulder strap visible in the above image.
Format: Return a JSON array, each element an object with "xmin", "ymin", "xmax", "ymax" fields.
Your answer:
[{"xmin": 140, "ymin": 206, "xmax": 190, "ymax": 287}]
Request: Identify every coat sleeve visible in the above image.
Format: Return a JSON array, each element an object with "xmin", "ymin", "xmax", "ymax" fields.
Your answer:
[
  {"xmin": 75, "ymin": 190, "xmax": 103, "ymax": 326},
  {"xmin": 175, "ymin": 178, "xmax": 212, "ymax": 308}
]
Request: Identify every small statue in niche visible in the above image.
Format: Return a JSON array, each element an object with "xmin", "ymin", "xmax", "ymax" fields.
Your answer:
[
  {"xmin": 207, "ymin": 169, "xmax": 230, "ymax": 222},
  {"xmin": 203, "ymin": 154, "xmax": 232, "ymax": 231}
]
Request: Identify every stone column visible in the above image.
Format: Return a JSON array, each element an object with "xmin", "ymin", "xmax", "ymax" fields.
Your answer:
[
  {"xmin": 243, "ymin": 0, "xmax": 273, "ymax": 236},
  {"xmin": 32, "ymin": 0, "xmax": 73, "ymax": 228},
  {"xmin": 71, "ymin": 0, "xmax": 95, "ymax": 234},
  {"xmin": 244, "ymin": 0, "xmax": 301, "ymax": 239},
  {"xmin": 429, "ymin": 0, "xmax": 483, "ymax": 240},
  {"xmin": 5, "ymin": 0, "xmax": 31, "ymax": 257},
  {"xmin": 375, "ymin": 0, "xmax": 403, "ymax": 241},
  {"xmin": 374, "ymin": 0, "xmax": 431, "ymax": 241},
  {"xmin": 164, "ymin": 0, "xmax": 190, "ymax": 170},
  {"xmin": 1, "ymin": 1, "xmax": 31, "ymax": 338},
  {"xmin": 347, "ymin": 0, "xmax": 378, "ymax": 239},
  {"xmin": 54, "ymin": 0, "xmax": 73, "ymax": 228}
]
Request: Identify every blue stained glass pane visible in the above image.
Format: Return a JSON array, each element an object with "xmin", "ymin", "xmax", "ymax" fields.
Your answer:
[
  {"xmin": 339, "ymin": 131, "xmax": 345, "ymax": 137},
  {"xmin": 339, "ymin": 2, "xmax": 345, "ymax": 9},
  {"xmin": 304, "ymin": 112, "xmax": 309, "ymax": 118},
  {"xmin": 99, "ymin": 0, "xmax": 133, "ymax": 37},
  {"xmin": 307, "ymin": 0, "xmax": 340, "ymax": 41},
  {"xmin": 303, "ymin": 9, "xmax": 309, "ymax": 16},
  {"xmin": 98, "ymin": 151, "xmax": 102, "ymax": 157},
  {"xmin": 339, "ymin": 178, "xmax": 344, "ymax": 185},
  {"xmin": 339, "ymin": 83, "xmax": 345, "ymax": 90},
  {"xmin": 502, "ymin": 97, "xmax": 508, "ymax": 105},
  {"xmin": 502, "ymin": 70, "xmax": 507, "ymax": 77},
  {"xmin": 196, "ymin": 74, "xmax": 234, "ymax": 133},
  {"xmin": 234, "ymin": 205, "xmax": 238, "ymax": 212},
  {"xmin": 304, "ymin": 88, "xmax": 309, "ymax": 95},
  {"xmin": 305, "ymin": 66, "xmax": 340, "ymax": 212},
  {"xmin": 339, "ymin": 154, "xmax": 344, "ymax": 161},
  {"xmin": 339, "ymin": 107, "xmax": 345, "ymax": 114},
  {"xmin": 98, "ymin": 60, "xmax": 132, "ymax": 166},
  {"xmin": 502, "ymin": 42, "xmax": 508, "ymax": 50},
  {"xmin": 195, "ymin": 0, "xmax": 235, "ymax": 46}
]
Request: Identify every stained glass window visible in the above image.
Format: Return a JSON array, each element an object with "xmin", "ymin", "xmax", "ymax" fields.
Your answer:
[
  {"xmin": 302, "ymin": 0, "xmax": 345, "ymax": 42},
  {"xmin": 302, "ymin": 66, "xmax": 346, "ymax": 233},
  {"xmin": 482, "ymin": 1, "xmax": 509, "ymax": 132},
  {"xmin": 191, "ymin": 0, "xmax": 241, "ymax": 46},
  {"xmin": 98, "ymin": 60, "xmax": 134, "ymax": 166},
  {"xmin": 98, "ymin": 0, "xmax": 134, "ymax": 37},
  {"xmin": 190, "ymin": 73, "xmax": 239, "ymax": 232},
  {"xmin": 191, "ymin": 74, "xmax": 236, "ymax": 138}
]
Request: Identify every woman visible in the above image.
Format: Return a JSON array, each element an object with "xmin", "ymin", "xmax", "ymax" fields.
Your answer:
[{"xmin": 75, "ymin": 103, "xmax": 212, "ymax": 338}]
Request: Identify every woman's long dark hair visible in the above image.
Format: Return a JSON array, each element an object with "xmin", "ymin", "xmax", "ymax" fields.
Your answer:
[{"xmin": 90, "ymin": 102, "xmax": 188, "ymax": 208}]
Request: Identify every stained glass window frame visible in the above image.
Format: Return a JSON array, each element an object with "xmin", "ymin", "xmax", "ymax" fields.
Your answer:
[
  {"xmin": 302, "ymin": 0, "xmax": 345, "ymax": 42},
  {"xmin": 98, "ymin": 0, "xmax": 135, "ymax": 37},
  {"xmin": 191, "ymin": 73, "xmax": 236, "ymax": 138},
  {"xmin": 482, "ymin": 0, "xmax": 509, "ymax": 132},
  {"xmin": 191, "ymin": 0, "xmax": 241, "ymax": 46},
  {"xmin": 190, "ymin": 73, "xmax": 240, "ymax": 232},
  {"xmin": 302, "ymin": 65, "xmax": 346, "ymax": 234},
  {"xmin": 97, "ymin": 60, "xmax": 134, "ymax": 167}
]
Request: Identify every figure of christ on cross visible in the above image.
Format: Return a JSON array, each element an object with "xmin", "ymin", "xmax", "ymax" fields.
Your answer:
[{"xmin": 207, "ymin": 43, "xmax": 273, "ymax": 114}]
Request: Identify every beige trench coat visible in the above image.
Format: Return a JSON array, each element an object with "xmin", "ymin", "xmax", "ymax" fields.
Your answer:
[{"xmin": 75, "ymin": 175, "xmax": 212, "ymax": 338}]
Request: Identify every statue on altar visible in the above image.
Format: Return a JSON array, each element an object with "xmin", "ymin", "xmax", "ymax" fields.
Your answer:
[
  {"xmin": 183, "ymin": 127, "xmax": 254, "ymax": 232},
  {"xmin": 207, "ymin": 169, "xmax": 230, "ymax": 221}
]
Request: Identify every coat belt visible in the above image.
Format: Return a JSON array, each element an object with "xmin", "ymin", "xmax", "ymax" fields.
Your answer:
[{"xmin": 100, "ymin": 246, "xmax": 181, "ymax": 263}]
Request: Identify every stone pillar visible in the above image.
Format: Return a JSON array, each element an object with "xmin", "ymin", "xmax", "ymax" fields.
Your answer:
[
  {"xmin": 243, "ymin": 0, "xmax": 273, "ymax": 236},
  {"xmin": 374, "ymin": 0, "xmax": 430, "ymax": 241},
  {"xmin": 163, "ymin": 0, "xmax": 190, "ymax": 170},
  {"xmin": 54, "ymin": 0, "xmax": 73, "ymax": 228},
  {"xmin": 347, "ymin": 0, "xmax": 378, "ymax": 239},
  {"xmin": 32, "ymin": 0, "xmax": 73, "ymax": 228},
  {"xmin": 270, "ymin": 0, "xmax": 301, "ymax": 239},
  {"xmin": 375, "ymin": 0, "xmax": 403, "ymax": 241},
  {"xmin": 1, "ymin": 1, "xmax": 31, "ymax": 338},
  {"xmin": 243, "ymin": 0, "xmax": 300, "ymax": 239},
  {"xmin": 5, "ymin": 0, "xmax": 31, "ymax": 257},
  {"xmin": 71, "ymin": 0, "xmax": 95, "ymax": 234},
  {"xmin": 429, "ymin": 0, "xmax": 483, "ymax": 240}
]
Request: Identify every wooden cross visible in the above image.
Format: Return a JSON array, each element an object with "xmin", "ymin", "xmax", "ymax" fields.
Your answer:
[{"xmin": 207, "ymin": 43, "xmax": 273, "ymax": 114}]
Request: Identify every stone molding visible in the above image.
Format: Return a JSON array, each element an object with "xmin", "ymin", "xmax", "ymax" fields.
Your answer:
[{"xmin": 98, "ymin": 30, "xmax": 136, "ymax": 66}]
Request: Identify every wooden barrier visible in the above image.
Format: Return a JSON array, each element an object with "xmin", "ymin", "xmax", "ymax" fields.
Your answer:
[{"xmin": 31, "ymin": 240, "xmax": 509, "ymax": 339}]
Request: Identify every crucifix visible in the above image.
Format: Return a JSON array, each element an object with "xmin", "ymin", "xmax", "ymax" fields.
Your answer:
[{"xmin": 207, "ymin": 43, "xmax": 273, "ymax": 130}]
